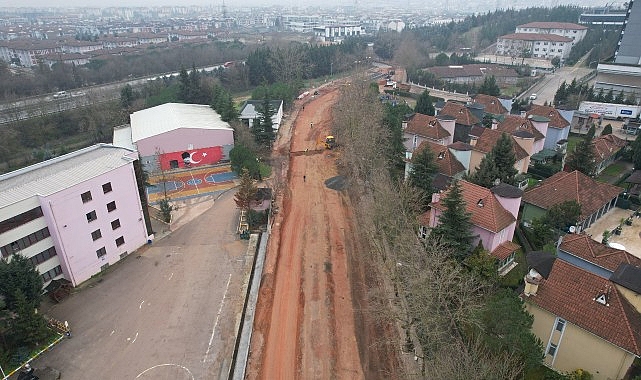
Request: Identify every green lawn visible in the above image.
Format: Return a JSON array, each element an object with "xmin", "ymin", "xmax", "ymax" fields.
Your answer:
[{"xmin": 565, "ymin": 134, "xmax": 583, "ymax": 154}]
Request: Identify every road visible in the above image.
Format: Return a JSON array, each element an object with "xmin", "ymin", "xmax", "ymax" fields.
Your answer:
[
  {"xmin": 525, "ymin": 66, "xmax": 595, "ymax": 106},
  {"xmin": 33, "ymin": 191, "xmax": 252, "ymax": 380}
]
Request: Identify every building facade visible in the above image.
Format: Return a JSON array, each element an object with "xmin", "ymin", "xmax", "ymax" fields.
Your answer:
[
  {"xmin": 496, "ymin": 33, "xmax": 574, "ymax": 61},
  {"xmin": 0, "ymin": 144, "xmax": 151, "ymax": 287}
]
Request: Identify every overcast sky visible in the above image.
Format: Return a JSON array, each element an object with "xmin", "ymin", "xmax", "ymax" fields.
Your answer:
[{"xmin": 0, "ymin": 0, "xmax": 620, "ymax": 10}]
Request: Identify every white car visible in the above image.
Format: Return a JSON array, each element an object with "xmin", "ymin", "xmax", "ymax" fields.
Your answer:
[
  {"xmin": 53, "ymin": 91, "xmax": 69, "ymax": 99},
  {"xmin": 529, "ymin": 93, "xmax": 537, "ymax": 100}
]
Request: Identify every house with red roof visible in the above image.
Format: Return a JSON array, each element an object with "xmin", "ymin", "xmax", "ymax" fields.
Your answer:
[
  {"xmin": 526, "ymin": 104, "xmax": 571, "ymax": 150},
  {"xmin": 423, "ymin": 180, "xmax": 522, "ymax": 274},
  {"xmin": 557, "ymin": 233, "xmax": 641, "ymax": 279},
  {"xmin": 523, "ymin": 252, "xmax": 641, "ymax": 379},
  {"xmin": 402, "ymin": 113, "xmax": 455, "ymax": 151},
  {"xmin": 592, "ymin": 134, "xmax": 628, "ymax": 175},
  {"xmin": 438, "ymin": 101, "xmax": 481, "ymax": 143},
  {"xmin": 472, "ymin": 94, "xmax": 509, "ymax": 115},
  {"xmin": 469, "ymin": 128, "xmax": 531, "ymax": 175},
  {"xmin": 521, "ymin": 170, "xmax": 624, "ymax": 231},
  {"xmin": 405, "ymin": 140, "xmax": 466, "ymax": 191}
]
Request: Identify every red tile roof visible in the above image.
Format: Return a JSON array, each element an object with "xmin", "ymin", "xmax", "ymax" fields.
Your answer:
[
  {"xmin": 491, "ymin": 240, "xmax": 520, "ymax": 260},
  {"xmin": 518, "ymin": 21, "xmax": 588, "ymax": 30},
  {"xmin": 473, "ymin": 128, "xmax": 529, "ymax": 160},
  {"xmin": 431, "ymin": 180, "xmax": 515, "ymax": 233},
  {"xmin": 473, "ymin": 94, "xmax": 509, "ymax": 115},
  {"xmin": 439, "ymin": 102, "xmax": 480, "ymax": 127},
  {"xmin": 522, "ymin": 170, "xmax": 624, "ymax": 220},
  {"xmin": 526, "ymin": 105, "xmax": 570, "ymax": 129},
  {"xmin": 405, "ymin": 113, "xmax": 451, "ymax": 141},
  {"xmin": 500, "ymin": 33, "xmax": 573, "ymax": 42},
  {"xmin": 524, "ymin": 259, "xmax": 641, "ymax": 355},
  {"xmin": 414, "ymin": 140, "xmax": 466, "ymax": 177},
  {"xmin": 497, "ymin": 115, "xmax": 545, "ymax": 142},
  {"xmin": 560, "ymin": 233, "xmax": 641, "ymax": 272},
  {"xmin": 593, "ymin": 134, "xmax": 627, "ymax": 164}
]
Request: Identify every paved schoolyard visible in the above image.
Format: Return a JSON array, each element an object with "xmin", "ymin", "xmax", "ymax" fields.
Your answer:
[
  {"xmin": 146, "ymin": 165, "xmax": 237, "ymax": 204},
  {"xmin": 33, "ymin": 190, "xmax": 251, "ymax": 380}
]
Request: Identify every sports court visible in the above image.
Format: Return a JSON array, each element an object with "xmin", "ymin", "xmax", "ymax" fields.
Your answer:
[{"xmin": 146, "ymin": 164, "xmax": 237, "ymax": 204}]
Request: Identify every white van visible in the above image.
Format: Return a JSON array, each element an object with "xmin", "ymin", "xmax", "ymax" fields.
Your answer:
[{"xmin": 53, "ymin": 91, "xmax": 68, "ymax": 99}]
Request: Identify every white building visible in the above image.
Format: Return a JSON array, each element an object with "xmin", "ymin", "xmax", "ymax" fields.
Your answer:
[
  {"xmin": 515, "ymin": 22, "xmax": 588, "ymax": 47},
  {"xmin": 238, "ymin": 100, "xmax": 284, "ymax": 131},
  {"xmin": 313, "ymin": 25, "xmax": 363, "ymax": 43},
  {"xmin": 496, "ymin": 33, "xmax": 574, "ymax": 61}
]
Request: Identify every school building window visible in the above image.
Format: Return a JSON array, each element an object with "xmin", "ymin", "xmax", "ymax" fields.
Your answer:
[
  {"xmin": 81, "ymin": 191, "xmax": 92, "ymax": 203},
  {"xmin": 86, "ymin": 210, "xmax": 97, "ymax": 222},
  {"xmin": 29, "ymin": 246, "xmax": 58, "ymax": 266},
  {"xmin": 107, "ymin": 201, "xmax": 116, "ymax": 212},
  {"xmin": 96, "ymin": 247, "xmax": 107, "ymax": 258},
  {"xmin": 102, "ymin": 182, "xmax": 112, "ymax": 194},
  {"xmin": 1, "ymin": 227, "xmax": 51, "ymax": 258},
  {"xmin": 111, "ymin": 219, "xmax": 121, "ymax": 230},
  {"xmin": 0, "ymin": 206, "xmax": 44, "ymax": 234},
  {"xmin": 41, "ymin": 265, "xmax": 63, "ymax": 282},
  {"xmin": 91, "ymin": 229, "xmax": 102, "ymax": 241},
  {"xmin": 116, "ymin": 236, "xmax": 125, "ymax": 247}
]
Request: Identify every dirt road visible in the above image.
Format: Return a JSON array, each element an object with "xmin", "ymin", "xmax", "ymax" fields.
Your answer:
[{"xmin": 246, "ymin": 87, "xmax": 377, "ymax": 379}]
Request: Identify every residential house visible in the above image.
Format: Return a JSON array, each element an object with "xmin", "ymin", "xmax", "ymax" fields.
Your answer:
[
  {"xmin": 238, "ymin": 100, "xmax": 284, "ymax": 131},
  {"xmin": 495, "ymin": 114, "xmax": 548, "ymax": 156},
  {"xmin": 557, "ymin": 233, "xmax": 641, "ymax": 279},
  {"xmin": 402, "ymin": 113, "xmax": 455, "ymax": 151},
  {"xmin": 592, "ymin": 134, "xmax": 627, "ymax": 175},
  {"xmin": 313, "ymin": 25, "xmax": 363, "ymax": 43},
  {"xmin": 404, "ymin": 140, "xmax": 466, "ymax": 191},
  {"xmin": 472, "ymin": 94, "xmax": 509, "ymax": 116},
  {"xmin": 468, "ymin": 127, "xmax": 531, "ymax": 175},
  {"xmin": 496, "ymin": 33, "xmax": 574, "ymax": 61},
  {"xmin": 526, "ymin": 104, "xmax": 571, "ymax": 150},
  {"xmin": 523, "ymin": 253, "xmax": 641, "ymax": 379},
  {"xmin": 521, "ymin": 170, "xmax": 624, "ymax": 231},
  {"xmin": 0, "ymin": 39, "xmax": 61, "ymax": 67},
  {"xmin": 424, "ymin": 180, "xmax": 522, "ymax": 274},
  {"xmin": 438, "ymin": 101, "xmax": 481, "ymax": 143}
]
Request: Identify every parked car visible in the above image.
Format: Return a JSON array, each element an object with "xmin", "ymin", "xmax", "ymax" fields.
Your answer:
[
  {"xmin": 53, "ymin": 91, "xmax": 68, "ymax": 99},
  {"xmin": 529, "ymin": 93, "xmax": 537, "ymax": 100}
]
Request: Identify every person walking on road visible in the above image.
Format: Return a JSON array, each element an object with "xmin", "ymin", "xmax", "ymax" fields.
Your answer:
[
  {"xmin": 303, "ymin": 175, "xmax": 306, "ymax": 182},
  {"xmin": 310, "ymin": 122, "xmax": 313, "ymax": 129}
]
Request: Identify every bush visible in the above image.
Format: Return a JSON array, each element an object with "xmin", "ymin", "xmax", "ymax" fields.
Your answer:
[{"xmin": 248, "ymin": 209, "xmax": 267, "ymax": 229}]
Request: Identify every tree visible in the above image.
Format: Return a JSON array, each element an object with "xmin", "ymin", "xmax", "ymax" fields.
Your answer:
[
  {"xmin": 158, "ymin": 198, "xmax": 173, "ymax": 223},
  {"xmin": 464, "ymin": 242, "xmax": 498, "ymax": 281},
  {"xmin": 229, "ymin": 144, "xmax": 260, "ymax": 179},
  {"xmin": 601, "ymin": 124, "xmax": 612, "ymax": 136},
  {"xmin": 120, "ymin": 84, "xmax": 134, "ymax": 109},
  {"xmin": 477, "ymin": 75, "xmax": 500, "ymax": 97},
  {"xmin": 10, "ymin": 290, "xmax": 50, "ymax": 347},
  {"xmin": 234, "ymin": 168, "xmax": 258, "ymax": 211},
  {"xmin": 566, "ymin": 138, "xmax": 596, "ymax": 176},
  {"xmin": 474, "ymin": 289, "xmax": 544, "ymax": 373},
  {"xmin": 468, "ymin": 151, "xmax": 500, "ymax": 188},
  {"xmin": 492, "ymin": 133, "xmax": 518, "ymax": 185},
  {"xmin": 415, "ymin": 90, "xmax": 435, "ymax": 116},
  {"xmin": 0, "ymin": 255, "xmax": 44, "ymax": 310},
  {"xmin": 429, "ymin": 180, "xmax": 477, "ymax": 261},
  {"xmin": 256, "ymin": 97, "xmax": 276, "ymax": 146},
  {"xmin": 586, "ymin": 125, "xmax": 596, "ymax": 140},
  {"xmin": 546, "ymin": 200, "xmax": 581, "ymax": 232},
  {"xmin": 632, "ymin": 133, "xmax": 641, "ymax": 169},
  {"xmin": 551, "ymin": 57, "xmax": 561, "ymax": 68},
  {"xmin": 408, "ymin": 146, "xmax": 438, "ymax": 210}
]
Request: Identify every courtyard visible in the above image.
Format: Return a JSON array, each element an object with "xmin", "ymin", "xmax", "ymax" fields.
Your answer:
[{"xmin": 584, "ymin": 206, "xmax": 641, "ymax": 259}]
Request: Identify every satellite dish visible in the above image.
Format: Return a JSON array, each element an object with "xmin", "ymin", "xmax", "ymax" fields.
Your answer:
[
  {"xmin": 493, "ymin": 178, "xmax": 501, "ymax": 186},
  {"xmin": 569, "ymin": 226, "xmax": 576, "ymax": 233}
]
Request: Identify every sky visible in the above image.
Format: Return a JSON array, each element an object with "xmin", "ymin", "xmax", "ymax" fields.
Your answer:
[{"xmin": 0, "ymin": 0, "xmax": 620, "ymax": 10}]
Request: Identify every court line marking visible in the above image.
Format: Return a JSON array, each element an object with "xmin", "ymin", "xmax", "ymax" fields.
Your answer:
[
  {"xmin": 188, "ymin": 169, "xmax": 200, "ymax": 194},
  {"xmin": 203, "ymin": 273, "xmax": 232, "ymax": 363},
  {"xmin": 131, "ymin": 332, "xmax": 138, "ymax": 344},
  {"xmin": 135, "ymin": 363, "xmax": 194, "ymax": 379},
  {"xmin": 168, "ymin": 272, "xmax": 173, "ymax": 281},
  {"xmin": 139, "ymin": 300, "xmax": 144, "ymax": 309}
]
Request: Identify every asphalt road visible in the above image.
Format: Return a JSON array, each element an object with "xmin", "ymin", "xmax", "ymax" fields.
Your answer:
[
  {"xmin": 33, "ymin": 190, "xmax": 251, "ymax": 380},
  {"xmin": 526, "ymin": 66, "xmax": 594, "ymax": 106}
]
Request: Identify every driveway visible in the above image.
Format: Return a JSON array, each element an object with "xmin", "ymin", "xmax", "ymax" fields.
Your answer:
[{"xmin": 33, "ymin": 190, "xmax": 251, "ymax": 380}]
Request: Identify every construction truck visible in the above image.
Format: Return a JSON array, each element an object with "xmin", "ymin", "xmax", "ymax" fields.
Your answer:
[{"xmin": 324, "ymin": 136, "xmax": 336, "ymax": 149}]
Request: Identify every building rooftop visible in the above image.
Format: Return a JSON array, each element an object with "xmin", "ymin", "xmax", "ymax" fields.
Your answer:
[
  {"xmin": 517, "ymin": 21, "xmax": 588, "ymax": 30},
  {"xmin": 129, "ymin": 103, "xmax": 231, "ymax": 143},
  {"xmin": 0, "ymin": 144, "xmax": 137, "ymax": 208}
]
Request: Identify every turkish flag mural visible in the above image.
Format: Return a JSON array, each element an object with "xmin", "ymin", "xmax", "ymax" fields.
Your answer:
[{"xmin": 159, "ymin": 146, "xmax": 223, "ymax": 170}]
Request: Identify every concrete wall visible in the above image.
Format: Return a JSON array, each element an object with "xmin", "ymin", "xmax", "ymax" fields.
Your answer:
[
  {"xmin": 526, "ymin": 303, "xmax": 636, "ymax": 379},
  {"xmin": 42, "ymin": 163, "xmax": 148, "ymax": 286}
]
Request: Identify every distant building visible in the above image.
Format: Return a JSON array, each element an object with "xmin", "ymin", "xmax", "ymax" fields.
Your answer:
[
  {"xmin": 0, "ymin": 144, "xmax": 151, "ymax": 287},
  {"xmin": 496, "ymin": 33, "xmax": 574, "ymax": 61},
  {"xmin": 313, "ymin": 25, "xmax": 362, "ymax": 43},
  {"xmin": 424, "ymin": 64, "xmax": 519, "ymax": 86},
  {"xmin": 238, "ymin": 100, "xmax": 284, "ymax": 131},
  {"xmin": 515, "ymin": 22, "xmax": 588, "ymax": 47}
]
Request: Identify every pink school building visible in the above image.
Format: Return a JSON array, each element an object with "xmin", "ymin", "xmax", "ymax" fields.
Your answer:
[{"xmin": 0, "ymin": 144, "xmax": 152, "ymax": 287}]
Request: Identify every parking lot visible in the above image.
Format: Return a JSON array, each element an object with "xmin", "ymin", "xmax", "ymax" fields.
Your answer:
[{"xmin": 33, "ymin": 190, "xmax": 251, "ymax": 379}]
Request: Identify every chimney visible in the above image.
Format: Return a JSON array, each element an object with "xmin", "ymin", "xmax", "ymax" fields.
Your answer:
[
  {"xmin": 402, "ymin": 120, "xmax": 408, "ymax": 130},
  {"xmin": 469, "ymin": 137, "xmax": 477, "ymax": 147},
  {"xmin": 524, "ymin": 268, "xmax": 542, "ymax": 296},
  {"xmin": 491, "ymin": 119, "xmax": 498, "ymax": 130},
  {"xmin": 520, "ymin": 111, "xmax": 526, "ymax": 117},
  {"xmin": 431, "ymin": 192, "xmax": 440, "ymax": 203}
]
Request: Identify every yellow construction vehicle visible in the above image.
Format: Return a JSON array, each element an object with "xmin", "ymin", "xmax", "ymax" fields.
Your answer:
[{"xmin": 324, "ymin": 135, "xmax": 336, "ymax": 149}]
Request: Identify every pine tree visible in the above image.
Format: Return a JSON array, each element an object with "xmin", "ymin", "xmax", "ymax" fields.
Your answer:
[
  {"xmin": 566, "ymin": 138, "xmax": 596, "ymax": 176},
  {"xmin": 234, "ymin": 168, "xmax": 258, "ymax": 211},
  {"xmin": 601, "ymin": 124, "xmax": 613, "ymax": 136},
  {"xmin": 614, "ymin": 90, "xmax": 626, "ymax": 104},
  {"xmin": 415, "ymin": 90, "xmax": 435, "ymax": 116},
  {"xmin": 492, "ymin": 133, "xmax": 518, "ymax": 185},
  {"xmin": 408, "ymin": 146, "xmax": 437, "ymax": 210},
  {"xmin": 586, "ymin": 125, "xmax": 596, "ymax": 140},
  {"xmin": 11, "ymin": 290, "xmax": 49, "ymax": 347},
  {"xmin": 477, "ymin": 75, "xmax": 500, "ymax": 96},
  {"xmin": 469, "ymin": 152, "xmax": 500, "ymax": 188},
  {"xmin": 258, "ymin": 97, "xmax": 276, "ymax": 144},
  {"xmin": 429, "ymin": 180, "xmax": 477, "ymax": 261}
]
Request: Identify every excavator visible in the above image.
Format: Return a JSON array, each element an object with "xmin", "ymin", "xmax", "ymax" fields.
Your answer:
[{"xmin": 324, "ymin": 135, "xmax": 336, "ymax": 149}]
